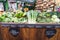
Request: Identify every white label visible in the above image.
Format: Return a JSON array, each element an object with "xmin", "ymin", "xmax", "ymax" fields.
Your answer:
[{"xmin": 0, "ymin": 3, "xmax": 4, "ymax": 11}]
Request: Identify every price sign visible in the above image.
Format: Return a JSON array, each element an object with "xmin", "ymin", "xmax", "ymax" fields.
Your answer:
[
  {"xmin": 18, "ymin": 24, "xmax": 25, "ymax": 27},
  {"xmin": 35, "ymin": 24, "xmax": 43, "ymax": 28},
  {"xmin": 55, "ymin": 24, "xmax": 60, "ymax": 28},
  {"xmin": 26, "ymin": 24, "xmax": 35, "ymax": 28},
  {"xmin": 46, "ymin": 26, "xmax": 54, "ymax": 28},
  {"xmin": 10, "ymin": 24, "xmax": 17, "ymax": 27},
  {"xmin": 45, "ymin": 29, "xmax": 56, "ymax": 38},
  {"xmin": 1, "ymin": 24, "xmax": 10, "ymax": 27},
  {"xmin": 9, "ymin": 27, "xmax": 19, "ymax": 37}
]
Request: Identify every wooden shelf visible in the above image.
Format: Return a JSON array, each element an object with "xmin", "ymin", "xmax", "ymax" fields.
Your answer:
[{"xmin": 0, "ymin": 22, "xmax": 60, "ymax": 28}]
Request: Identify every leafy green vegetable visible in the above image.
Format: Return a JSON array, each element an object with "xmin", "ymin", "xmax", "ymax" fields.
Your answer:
[
  {"xmin": 15, "ymin": 10, "xmax": 26, "ymax": 18},
  {"xmin": 27, "ymin": 10, "xmax": 38, "ymax": 24},
  {"xmin": 37, "ymin": 12, "xmax": 53, "ymax": 23},
  {"xmin": 0, "ymin": 10, "xmax": 60, "ymax": 23},
  {"xmin": 18, "ymin": 17, "xmax": 27, "ymax": 23}
]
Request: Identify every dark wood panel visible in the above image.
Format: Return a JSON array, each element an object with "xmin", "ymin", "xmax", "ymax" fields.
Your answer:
[
  {"xmin": 0, "ymin": 27, "xmax": 23, "ymax": 40},
  {"xmin": 0, "ymin": 26, "xmax": 60, "ymax": 40},
  {"xmin": 56, "ymin": 28, "xmax": 60, "ymax": 40},
  {"xmin": 0, "ymin": 26, "xmax": 3, "ymax": 40},
  {"xmin": 1, "ymin": 27, "xmax": 9, "ymax": 40},
  {"xmin": 20, "ymin": 28, "xmax": 30, "ymax": 40},
  {"xmin": 49, "ymin": 28, "xmax": 58, "ymax": 40}
]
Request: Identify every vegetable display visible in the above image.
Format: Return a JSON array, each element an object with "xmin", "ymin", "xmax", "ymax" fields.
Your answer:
[
  {"xmin": 37, "ymin": 11, "xmax": 60, "ymax": 23},
  {"xmin": 0, "ymin": 10, "xmax": 60, "ymax": 24},
  {"xmin": 0, "ymin": 10, "xmax": 27, "ymax": 23}
]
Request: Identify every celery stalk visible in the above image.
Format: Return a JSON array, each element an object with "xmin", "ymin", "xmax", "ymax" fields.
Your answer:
[{"xmin": 27, "ymin": 10, "xmax": 38, "ymax": 24}]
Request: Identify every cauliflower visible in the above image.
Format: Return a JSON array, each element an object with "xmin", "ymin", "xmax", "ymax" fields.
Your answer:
[
  {"xmin": 51, "ymin": 17, "xmax": 60, "ymax": 23},
  {"xmin": 54, "ymin": 18, "xmax": 60, "ymax": 23},
  {"xmin": 51, "ymin": 15, "xmax": 60, "ymax": 23},
  {"xmin": 52, "ymin": 15, "xmax": 58, "ymax": 18}
]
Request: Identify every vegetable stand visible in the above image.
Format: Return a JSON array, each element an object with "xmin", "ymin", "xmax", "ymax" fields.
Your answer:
[
  {"xmin": 0, "ymin": 0, "xmax": 60, "ymax": 40},
  {"xmin": 0, "ymin": 10, "xmax": 60, "ymax": 40},
  {"xmin": 0, "ymin": 22, "xmax": 60, "ymax": 40}
]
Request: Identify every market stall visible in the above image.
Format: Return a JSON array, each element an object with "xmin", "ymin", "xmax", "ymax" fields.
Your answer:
[
  {"xmin": 0, "ymin": 10, "xmax": 60, "ymax": 40},
  {"xmin": 0, "ymin": 0, "xmax": 60, "ymax": 40}
]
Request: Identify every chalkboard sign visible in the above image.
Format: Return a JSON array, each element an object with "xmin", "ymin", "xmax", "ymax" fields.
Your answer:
[
  {"xmin": 45, "ymin": 29, "xmax": 56, "ymax": 38},
  {"xmin": 9, "ymin": 27, "xmax": 19, "ymax": 37}
]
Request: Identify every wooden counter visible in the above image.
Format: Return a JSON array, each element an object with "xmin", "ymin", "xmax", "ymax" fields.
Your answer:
[{"xmin": 0, "ymin": 22, "xmax": 60, "ymax": 40}]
